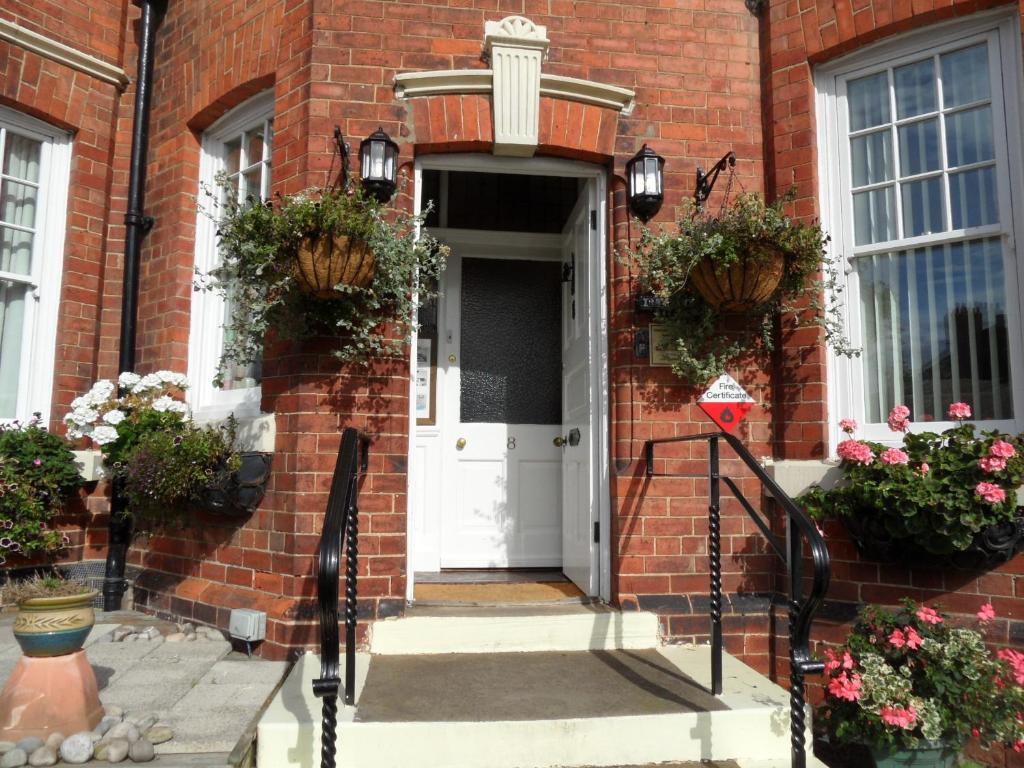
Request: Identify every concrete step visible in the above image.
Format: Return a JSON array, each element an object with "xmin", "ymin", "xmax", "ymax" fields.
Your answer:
[
  {"xmin": 257, "ymin": 645, "xmax": 822, "ymax": 768},
  {"xmin": 370, "ymin": 604, "xmax": 661, "ymax": 654}
]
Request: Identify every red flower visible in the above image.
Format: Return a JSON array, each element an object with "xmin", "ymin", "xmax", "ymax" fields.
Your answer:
[
  {"xmin": 947, "ymin": 402, "xmax": 973, "ymax": 420},
  {"xmin": 880, "ymin": 705, "xmax": 918, "ymax": 729},
  {"xmin": 827, "ymin": 672, "xmax": 863, "ymax": 702},
  {"xmin": 916, "ymin": 606, "xmax": 943, "ymax": 625},
  {"xmin": 977, "ymin": 603, "xmax": 996, "ymax": 622}
]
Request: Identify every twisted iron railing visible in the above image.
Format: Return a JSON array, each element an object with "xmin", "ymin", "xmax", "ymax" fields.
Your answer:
[
  {"xmin": 644, "ymin": 431, "xmax": 831, "ymax": 768},
  {"xmin": 312, "ymin": 428, "xmax": 368, "ymax": 768}
]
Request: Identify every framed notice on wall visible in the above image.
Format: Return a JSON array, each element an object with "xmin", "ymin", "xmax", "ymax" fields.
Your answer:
[
  {"xmin": 416, "ymin": 337, "xmax": 436, "ymax": 425},
  {"xmin": 649, "ymin": 324, "xmax": 673, "ymax": 367}
]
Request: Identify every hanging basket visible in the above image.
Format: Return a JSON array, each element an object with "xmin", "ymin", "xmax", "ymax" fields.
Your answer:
[
  {"xmin": 294, "ymin": 232, "xmax": 376, "ymax": 298},
  {"xmin": 689, "ymin": 243, "xmax": 786, "ymax": 311}
]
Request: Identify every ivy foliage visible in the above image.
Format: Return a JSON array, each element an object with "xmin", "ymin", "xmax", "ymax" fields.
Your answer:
[
  {"xmin": 628, "ymin": 191, "xmax": 856, "ymax": 386},
  {"xmin": 200, "ymin": 183, "xmax": 447, "ymax": 384}
]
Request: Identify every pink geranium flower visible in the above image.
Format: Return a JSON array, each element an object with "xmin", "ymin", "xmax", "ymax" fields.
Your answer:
[
  {"xmin": 980, "ymin": 456, "xmax": 1008, "ymax": 474},
  {"xmin": 880, "ymin": 705, "xmax": 918, "ymax": 729},
  {"xmin": 990, "ymin": 439, "xmax": 1017, "ymax": 459},
  {"xmin": 837, "ymin": 439, "xmax": 874, "ymax": 465},
  {"xmin": 889, "ymin": 628, "xmax": 907, "ymax": 648},
  {"xmin": 976, "ymin": 482, "xmax": 1007, "ymax": 505},
  {"xmin": 918, "ymin": 463, "xmax": 930, "ymax": 475},
  {"xmin": 827, "ymin": 671, "xmax": 862, "ymax": 702},
  {"xmin": 998, "ymin": 648, "xmax": 1024, "ymax": 686},
  {"xmin": 978, "ymin": 603, "xmax": 996, "ymax": 622},
  {"xmin": 948, "ymin": 402, "xmax": 973, "ymax": 420},
  {"xmin": 916, "ymin": 606, "xmax": 943, "ymax": 625},
  {"xmin": 839, "ymin": 419, "xmax": 858, "ymax": 434},
  {"xmin": 879, "ymin": 448, "xmax": 910, "ymax": 465},
  {"xmin": 905, "ymin": 627, "xmax": 923, "ymax": 649},
  {"xmin": 887, "ymin": 405, "xmax": 911, "ymax": 433}
]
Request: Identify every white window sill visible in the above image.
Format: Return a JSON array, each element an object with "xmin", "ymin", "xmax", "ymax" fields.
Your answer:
[{"xmin": 192, "ymin": 411, "xmax": 276, "ymax": 453}]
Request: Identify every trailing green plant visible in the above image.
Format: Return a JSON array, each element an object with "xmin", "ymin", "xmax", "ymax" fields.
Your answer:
[
  {"xmin": 818, "ymin": 600, "xmax": 1024, "ymax": 755},
  {"xmin": 3, "ymin": 573, "xmax": 91, "ymax": 604},
  {"xmin": 801, "ymin": 403, "xmax": 1024, "ymax": 554},
  {"xmin": 0, "ymin": 416, "xmax": 81, "ymax": 561},
  {"xmin": 198, "ymin": 182, "xmax": 447, "ymax": 385},
  {"xmin": 627, "ymin": 190, "xmax": 857, "ymax": 386}
]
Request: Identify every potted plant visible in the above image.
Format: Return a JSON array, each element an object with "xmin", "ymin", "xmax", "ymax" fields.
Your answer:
[
  {"xmin": 0, "ymin": 416, "xmax": 82, "ymax": 564},
  {"xmin": 801, "ymin": 403, "xmax": 1024, "ymax": 566},
  {"xmin": 817, "ymin": 600, "xmax": 1024, "ymax": 767},
  {"xmin": 65, "ymin": 372, "xmax": 265, "ymax": 524},
  {"xmin": 200, "ymin": 182, "xmax": 447, "ymax": 386},
  {"xmin": 4, "ymin": 574, "xmax": 97, "ymax": 657},
  {"xmin": 628, "ymin": 190, "xmax": 854, "ymax": 386}
]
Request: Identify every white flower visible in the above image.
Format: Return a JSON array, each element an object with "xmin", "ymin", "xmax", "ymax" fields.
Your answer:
[
  {"xmin": 70, "ymin": 395, "xmax": 88, "ymax": 410},
  {"xmin": 91, "ymin": 425, "xmax": 119, "ymax": 445},
  {"xmin": 151, "ymin": 396, "xmax": 174, "ymax": 413},
  {"xmin": 102, "ymin": 409, "xmax": 126, "ymax": 425},
  {"xmin": 131, "ymin": 373, "xmax": 162, "ymax": 394},
  {"xmin": 166, "ymin": 401, "xmax": 189, "ymax": 415},
  {"xmin": 66, "ymin": 427, "xmax": 83, "ymax": 440},
  {"xmin": 156, "ymin": 371, "xmax": 189, "ymax": 389},
  {"xmin": 88, "ymin": 380, "xmax": 115, "ymax": 403},
  {"xmin": 118, "ymin": 372, "xmax": 141, "ymax": 389},
  {"xmin": 67, "ymin": 407, "xmax": 99, "ymax": 427}
]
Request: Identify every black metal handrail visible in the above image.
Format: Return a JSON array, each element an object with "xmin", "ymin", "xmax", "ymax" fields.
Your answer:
[
  {"xmin": 312, "ymin": 428, "xmax": 369, "ymax": 768},
  {"xmin": 644, "ymin": 431, "xmax": 831, "ymax": 768}
]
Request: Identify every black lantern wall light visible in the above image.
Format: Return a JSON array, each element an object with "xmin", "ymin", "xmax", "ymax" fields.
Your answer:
[
  {"xmin": 626, "ymin": 144, "xmax": 665, "ymax": 222},
  {"xmin": 333, "ymin": 125, "xmax": 400, "ymax": 203}
]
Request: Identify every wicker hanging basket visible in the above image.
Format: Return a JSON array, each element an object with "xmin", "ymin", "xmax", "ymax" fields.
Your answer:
[
  {"xmin": 294, "ymin": 232, "xmax": 376, "ymax": 298},
  {"xmin": 689, "ymin": 243, "xmax": 786, "ymax": 312}
]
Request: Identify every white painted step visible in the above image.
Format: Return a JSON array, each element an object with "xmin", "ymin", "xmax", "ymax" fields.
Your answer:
[
  {"xmin": 370, "ymin": 606, "xmax": 661, "ymax": 654},
  {"xmin": 257, "ymin": 646, "xmax": 819, "ymax": 768}
]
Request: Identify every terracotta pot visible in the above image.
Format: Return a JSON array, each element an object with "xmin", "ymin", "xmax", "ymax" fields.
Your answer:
[
  {"xmin": 689, "ymin": 243, "xmax": 785, "ymax": 311},
  {"xmin": 870, "ymin": 743, "xmax": 955, "ymax": 767},
  {"xmin": 14, "ymin": 590, "xmax": 98, "ymax": 657},
  {"xmin": 294, "ymin": 232, "xmax": 375, "ymax": 297}
]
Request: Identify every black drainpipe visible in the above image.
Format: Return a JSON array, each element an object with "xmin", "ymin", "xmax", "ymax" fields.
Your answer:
[{"xmin": 103, "ymin": 0, "xmax": 169, "ymax": 611}]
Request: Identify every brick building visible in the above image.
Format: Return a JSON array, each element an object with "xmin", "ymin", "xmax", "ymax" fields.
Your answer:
[{"xmin": 3, "ymin": 0, "xmax": 1024, "ymax": 718}]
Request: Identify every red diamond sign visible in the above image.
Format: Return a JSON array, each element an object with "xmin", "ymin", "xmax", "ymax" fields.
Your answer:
[{"xmin": 698, "ymin": 374, "xmax": 754, "ymax": 433}]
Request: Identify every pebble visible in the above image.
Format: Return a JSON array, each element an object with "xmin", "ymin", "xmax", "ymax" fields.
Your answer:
[
  {"xmin": 124, "ymin": 634, "xmax": 138, "ymax": 642},
  {"xmin": 0, "ymin": 743, "xmax": 14, "ymax": 755},
  {"xmin": 103, "ymin": 738, "xmax": 129, "ymax": 763},
  {"xmin": 111, "ymin": 627, "xmax": 133, "ymax": 642},
  {"xmin": 13, "ymin": 740, "xmax": 40, "ymax": 755},
  {"xmin": 27, "ymin": 746, "xmax": 55, "ymax": 767},
  {"xmin": 143, "ymin": 726, "xmax": 172, "ymax": 745},
  {"xmin": 42, "ymin": 734, "xmax": 62, "ymax": 750},
  {"xmin": 59, "ymin": 733, "xmax": 93, "ymax": 764},
  {"xmin": 132, "ymin": 716, "xmax": 157, "ymax": 734},
  {"xmin": 141, "ymin": 627, "xmax": 161, "ymax": 640},
  {"xmin": 128, "ymin": 739, "xmax": 154, "ymax": 763},
  {"xmin": 105, "ymin": 723, "xmax": 139, "ymax": 743},
  {"xmin": 95, "ymin": 717, "xmax": 116, "ymax": 736},
  {"xmin": 204, "ymin": 628, "xmax": 224, "ymax": 641},
  {"xmin": 105, "ymin": 706, "xmax": 125, "ymax": 719},
  {"xmin": 184, "ymin": 633, "xmax": 196, "ymax": 642},
  {"xmin": 0, "ymin": 748, "xmax": 26, "ymax": 768},
  {"xmin": 165, "ymin": 632, "xmax": 185, "ymax": 643},
  {"xmin": 180, "ymin": 622, "xmax": 195, "ymax": 633},
  {"xmin": 87, "ymin": 733, "xmax": 103, "ymax": 745}
]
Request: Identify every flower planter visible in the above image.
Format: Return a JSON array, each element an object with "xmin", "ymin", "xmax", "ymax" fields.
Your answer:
[
  {"xmin": 295, "ymin": 232, "xmax": 375, "ymax": 297},
  {"xmin": 13, "ymin": 591, "xmax": 98, "ymax": 657},
  {"xmin": 688, "ymin": 243, "xmax": 785, "ymax": 311},
  {"xmin": 198, "ymin": 451, "xmax": 272, "ymax": 517},
  {"xmin": 841, "ymin": 513, "xmax": 1024, "ymax": 570},
  {"xmin": 870, "ymin": 743, "xmax": 956, "ymax": 767}
]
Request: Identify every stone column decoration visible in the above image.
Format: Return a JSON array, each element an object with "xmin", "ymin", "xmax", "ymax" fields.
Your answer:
[{"xmin": 484, "ymin": 16, "xmax": 549, "ymax": 156}]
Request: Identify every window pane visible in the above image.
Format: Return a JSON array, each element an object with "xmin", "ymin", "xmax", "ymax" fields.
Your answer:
[
  {"xmin": 220, "ymin": 286, "xmax": 261, "ymax": 390},
  {"xmin": 945, "ymin": 106, "xmax": 994, "ymax": 167},
  {"xmin": 941, "ymin": 44, "xmax": 990, "ymax": 108},
  {"xmin": 901, "ymin": 177, "xmax": 945, "ymax": 236},
  {"xmin": 898, "ymin": 119, "xmax": 940, "ymax": 176},
  {"xmin": 460, "ymin": 258, "xmax": 561, "ymax": 424},
  {"xmin": 856, "ymin": 237, "xmax": 1011, "ymax": 423},
  {"xmin": 241, "ymin": 167, "xmax": 262, "ymax": 200},
  {"xmin": 848, "ymin": 72, "xmax": 891, "ymax": 131},
  {"xmin": 0, "ymin": 282, "xmax": 27, "ymax": 419},
  {"xmin": 895, "ymin": 59, "xmax": 936, "ymax": 118},
  {"xmin": 851, "ymin": 131, "xmax": 892, "ymax": 186},
  {"xmin": 0, "ymin": 226, "xmax": 33, "ymax": 275},
  {"xmin": 248, "ymin": 129, "xmax": 265, "ymax": 166},
  {"xmin": 854, "ymin": 186, "xmax": 897, "ymax": 245},
  {"xmin": 949, "ymin": 166, "xmax": 998, "ymax": 229},
  {"xmin": 224, "ymin": 137, "xmax": 242, "ymax": 176},
  {"xmin": 0, "ymin": 179, "xmax": 38, "ymax": 234},
  {"xmin": 2, "ymin": 133, "xmax": 41, "ymax": 184}
]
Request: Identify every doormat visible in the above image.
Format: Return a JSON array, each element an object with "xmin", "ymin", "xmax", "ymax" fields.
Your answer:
[{"xmin": 413, "ymin": 581, "xmax": 585, "ymax": 603}]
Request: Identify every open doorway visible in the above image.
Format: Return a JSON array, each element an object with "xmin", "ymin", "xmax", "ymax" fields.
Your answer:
[{"xmin": 408, "ymin": 155, "xmax": 610, "ymax": 603}]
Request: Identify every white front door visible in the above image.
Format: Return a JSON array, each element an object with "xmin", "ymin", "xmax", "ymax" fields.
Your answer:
[
  {"xmin": 560, "ymin": 181, "xmax": 599, "ymax": 594},
  {"xmin": 439, "ymin": 244, "xmax": 564, "ymax": 568}
]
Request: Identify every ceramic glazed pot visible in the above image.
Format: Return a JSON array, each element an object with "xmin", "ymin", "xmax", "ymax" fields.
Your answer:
[
  {"xmin": 13, "ymin": 590, "xmax": 98, "ymax": 657},
  {"xmin": 870, "ymin": 743, "xmax": 956, "ymax": 768}
]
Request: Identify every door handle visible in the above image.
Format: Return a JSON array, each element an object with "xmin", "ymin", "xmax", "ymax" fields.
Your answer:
[
  {"xmin": 568, "ymin": 428, "xmax": 581, "ymax": 447},
  {"xmin": 553, "ymin": 436, "xmax": 566, "ymax": 447},
  {"xmin": 456, "ymin": 438, "xmax": 467, "ymax": 450}
]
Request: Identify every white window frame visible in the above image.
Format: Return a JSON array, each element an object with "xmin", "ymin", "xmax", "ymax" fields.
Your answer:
[
  {"xmin": 188, "ymin": 91, "xmax": 274, "ymax": 421},
  {"xmin": 816, "ymin": 9, "xmax": 1024, "ymax": 450},
  {"xmin": 0, "ymin": 106, "xmax": 71, "ymax": 425}
]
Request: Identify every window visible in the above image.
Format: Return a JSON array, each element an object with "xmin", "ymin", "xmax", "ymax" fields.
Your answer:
[
  {"xmin": 0, "ymin": 107, "xmax": 70, "ymax": 423},
  {"xmin": 817, "ymin": 13, "xmax": 1024, "ymax": 445},
  {"xmin": 189, "ymin": 92, "xmax": 273, "ymax": 418}
]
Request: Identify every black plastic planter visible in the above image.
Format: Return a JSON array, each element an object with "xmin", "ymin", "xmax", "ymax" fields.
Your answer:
[
  {"xmin": 842, "ymin": 513, "xmax": 1024, "ymax": 571},
  {"xmin": 198, "ymin": 452, "xmax": 272, "ymax": 517}
]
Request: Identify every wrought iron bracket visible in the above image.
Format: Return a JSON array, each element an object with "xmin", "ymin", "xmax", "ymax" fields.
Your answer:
[
  {"xmin": 694, "ymin": 151, "xmax": 736, "ymax": 208},
  {"xmin": 333, "ymin": 125, "xmax": 351, "ymax": 189}
]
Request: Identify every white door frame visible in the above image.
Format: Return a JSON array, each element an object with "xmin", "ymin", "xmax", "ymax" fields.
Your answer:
[{"xmin": 407, "ymin": 153, "xmax": 612, "ymax": 602}]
